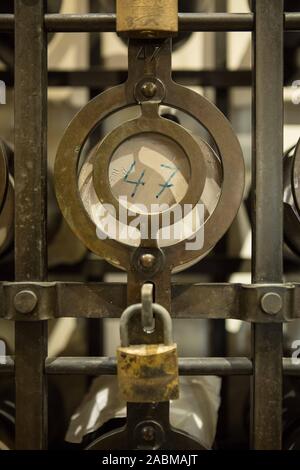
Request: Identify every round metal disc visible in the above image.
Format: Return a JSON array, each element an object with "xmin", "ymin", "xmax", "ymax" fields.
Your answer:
[
  {"xmin": 92, "ymin": 105, "xmax": 206, "ymax": 233},
  {"xmin": 292, "ymin": 138, "xmax": 300, "ymax": 214},
  {"xmin": 0, "ymin": 175, "xmax": 14, "ymax": 256},
  {"xmin": 0, "ymin": 140, "xmax": 8, "ymax": 214},
  {"xmin": 79, "ymin": 135, "xmax": 221, "ymax": 269},
  {"xmin": 54, "ymin": 80, "xmax": 244, "ymax": 272},
  {"xmin": 284, "ymin": 138, "xmax": 300, "ymax": 256}
]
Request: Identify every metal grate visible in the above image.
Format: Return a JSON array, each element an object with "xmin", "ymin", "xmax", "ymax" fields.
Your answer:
[{"xmin": 0, "ymin": 0, "xmax": 299, "ymax": 450}]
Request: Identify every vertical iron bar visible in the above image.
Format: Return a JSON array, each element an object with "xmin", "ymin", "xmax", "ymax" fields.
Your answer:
[
  {"xmin": 87, "ymin": 0, "xmax": 104, "ymax": 360},
  {"xmin": 213, "ymin": 0, "xmax": 229, "ymax": 447},
  {"xmin": 14, "ymin": 0, "xmax": 48, "ymax": 449},
  {"xmin": 211, "ymin": 0, "xmax": 228, "ymax": 358},
  {"xmin": 251, "ymin": 0, "xmax": 283, "ymax": 450}
]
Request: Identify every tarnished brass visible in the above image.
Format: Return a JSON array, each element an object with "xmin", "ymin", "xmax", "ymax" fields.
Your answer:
[
  {"xmin": 284, "ymin": 138, "xmax": 300, "ymax": 255},
  {"xmin": 116, "ymin": 0, "xmax": 178, "ymax": 38},
  {"xmin": 54, "ymin": 39, "xmax": 245, "ymax": 274},
  {"xmin": 0, "ymin": 140, "xmax": 14, "ymax": 255},
  {"xmin": 92, "ymin": 101, "xmax": 206, "ymax": 233},
  {"xmin": 117, "ymin": 302, "xmax": 179, "ymax": 403},
  {"xmin": 117, "ymin": 343, "xmax": 179, "ymax": 403},
  {"xmin": 0, "ymin": 140, "xmax": 8, "ymax": 212}
]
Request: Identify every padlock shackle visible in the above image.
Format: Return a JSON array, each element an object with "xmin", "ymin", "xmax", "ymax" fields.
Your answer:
[{"xmin": 120, "ymin": 303, "xmax": 173, "ymax": 347}]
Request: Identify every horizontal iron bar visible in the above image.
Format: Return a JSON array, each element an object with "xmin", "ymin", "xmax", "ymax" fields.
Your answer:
[
  {"xmin": 45, "ymin": 13, "xmax": 254, "ymax": 32},
  {"xmin": 1, "ymin": 282, "xmax": 300, "ymax": 322},
  {"xmin": 0, "ymin": 13, "xmax": 300, "ymax": 33},
  {"xmin": 48, "ymin": 357, "xmax": 252, "ymax": 376},
  {"xmin": 0, "ymin": 357, "xmax": 299, "ymax": 376},
  {"xmin": 0, "ymin": 69, "xmax": 252, "ymax": 88}
]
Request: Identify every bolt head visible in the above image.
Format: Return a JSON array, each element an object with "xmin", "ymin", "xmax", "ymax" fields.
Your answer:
[
  {"xmin": 139, "ymin": 253, "xmax": 156, "ymax": 270},
  {"xmin": 261, "ymin": 292, "xmax": 282, "ymax": 315},
  {"xmin": 141, "ymin": 81, "xmax": 157, "ymax": 99},
  {"xmin": 141, "ymin": 425, "xmax": 155, "ymax": 442},
  {"xmin": 14, "ymin": 290, "xmax": 38, "ymax": 314}
]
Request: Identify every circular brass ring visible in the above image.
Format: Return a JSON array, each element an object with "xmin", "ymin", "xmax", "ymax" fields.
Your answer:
[
  {"xmin": 292, "ymin": 138, "xmax": 300, "ymax": 214},
  {"xmin": 0, "ymin": 140, "xmax": 8, "ymax": 213},
  {"xmin": 92, "ymin": 105, "xmax": 206, "ymax": 231},
  {"xmin": 162, "ymin": 82, "xmax": 245, "ymax": 270},
  {"xmin": 54, "ymin": 80, "xmax": 244, "ymax": 272}
]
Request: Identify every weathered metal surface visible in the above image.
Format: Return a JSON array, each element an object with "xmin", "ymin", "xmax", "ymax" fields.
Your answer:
[
  {"xmin": 1, "ymin": 13, "xmax": 300, "ymax": 34},
  {"xmin": 14, "ymin": 0, "xmax": 48, "ymax": 450},
  {"xmin": 1, "ymin": 357, "xmax": 300, "ymax": 377},
  {"xmin": 0, "ymin": 140, "xmax": 8, "ymax": 213},
  {"xmin": 54, "ymin": 38, "xmax": 244, "ymax": 273},
  {"xmin": 116, "ymin": 0, "xmax": 178, "ymax": 38},
  {"xmin": 86, "ymin": 402, "xmax": 205, "ymax": 450},
  {"xmin": 292, "ymin": 139, "xmax": 300, "ymax": 214},
  {"xmin": 117, "ymin": 344, "xmax": 179, "ymax": 403},
  {"xmin": 45, "ymin": 356, "xmax": 254, "ymax": 377},
  {"xmin": 0, "ymin": 139, "xmax": 14, "ymax": 255},
  {"xmin": 251, "ymin": 0, "xmax": 284, "ymax": 450},
  {"xmin": 1, "ymin": 281, "xmax": 300, "ymax": 322},
  {"xmin": 284, "ymin": 138, "xmax": 300, "ymax": 255},
  {"xmin": 117, "ymin": 302, "xmax": 179, "ymax": 403},
  {"xmin": 141, "ymin": 283, "xmax": 155, "ymax": 332},
  {"xmin": 0, "ymin": 69, "xmax": 254, "ymax": 89},
  {"xmin": 3, "ymin": 0, "xmax": 294, "ymax": 451}
]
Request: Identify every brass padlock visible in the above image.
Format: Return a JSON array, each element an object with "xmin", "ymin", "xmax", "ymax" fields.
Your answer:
[
  {"xmin": 117, "ymin": 303, "xmax": 179, "ymax": 403},
  {"xmin": 116, "ymin": 0, "xmax": 178, "ymax": 38}
]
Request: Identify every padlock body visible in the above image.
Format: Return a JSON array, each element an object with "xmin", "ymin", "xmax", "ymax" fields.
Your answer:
[
  {"xmin": 117, "ymin": 343, "xmax": 179, "ymax": 403},
  {"xmin": 116, "ymin": 0, "xmax": 178, "ymax": 38}
]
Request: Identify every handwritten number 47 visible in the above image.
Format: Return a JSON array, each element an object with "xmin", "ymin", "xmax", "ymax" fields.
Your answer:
[{"xmin": 123, "ymin": 162, "xmax": 178, "ymax": 198}]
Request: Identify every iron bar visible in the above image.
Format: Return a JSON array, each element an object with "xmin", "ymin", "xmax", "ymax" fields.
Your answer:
[
  {"xmin": 47, "ymin": 357, "xmax": 253, "ymax": 376},
  {"xmin": 213, "ymin": 0, "xmax": 230, "ymax": 443},
  {"xmin": 1, "ymin": 282, "xmax": 300, "ymax": 322},
  {"xmin": 14, "ymin": 0, "xmax": 48, "ymax": 450},
  {"xmin": 86, "ymin": 0, "xmax": 104, "ymax": 361},
  {"xmin": 251, "ymin": 0, "xmax": 284, "ymax": 450},
  {"xmin": 0, "ymin": 13, "xmax": 300, "ymax": 33},
  {"xmin": 0, "ymin": 69, "xmax": 252, "ymax": 88},
  {"xmin": 1, "ymin": 357, "xmax": 299, "ymax": 376},
  {"xmin": 0, "ymin": 0, "xmax": 296, "ymax": 452}
]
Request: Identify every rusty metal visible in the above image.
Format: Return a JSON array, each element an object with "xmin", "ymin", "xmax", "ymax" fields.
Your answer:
[
  {"xmin": 251, "ymin": 0, "xmax": 284, "ymax": 450},
  {"xmin": 14, "ymin": 0, "xmax": 48, "ymax": 450},
  {"xmin": 117, "ymin": 303, "xmax": 179, "ymax": 403},
  {"xmin": 116, "ymin": 0, "xmax": 178, "ymax": 38},
  {"xmin": 2, "ymin": 281, "xmax": 300, "ymax": 322},
  {"xmin": 117, "ymin": 343, "xmax": 179, "ymax": 403}
]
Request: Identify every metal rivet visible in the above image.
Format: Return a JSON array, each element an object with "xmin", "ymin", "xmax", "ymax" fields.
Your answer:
[
  {"xmin": 261, "ymin": 292, "xmax": 283, "ymax": 315},
  {"xmin": 14, "ymin": 290, "xmax": 38, "ymax": 314},
  {"xmin": 139, "ymin": 253, "xmax": 156, "ymax": 270},
  {"xmin": 141, "ymin": 425, "xmax": 155, "ymax": 442},
  {"xmin": 141, "ymin": 81, "xmax": 157, "ymax": 98}
]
